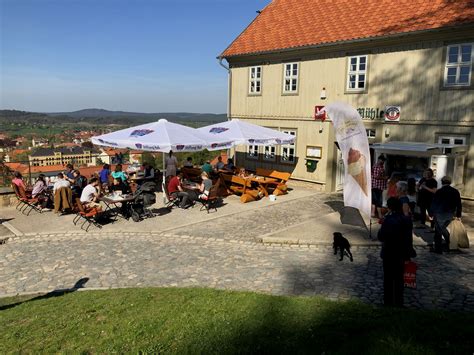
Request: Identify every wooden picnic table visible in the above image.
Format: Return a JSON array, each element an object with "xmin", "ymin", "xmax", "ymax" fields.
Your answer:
[{"xmin": 246, "ymin": 176, "xmax": 279, "ymax": 197}]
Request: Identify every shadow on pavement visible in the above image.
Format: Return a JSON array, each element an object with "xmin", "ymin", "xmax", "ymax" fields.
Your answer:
[{"xmin": 0, "ymin": 277, "xmax": 89, "ymax": 311}]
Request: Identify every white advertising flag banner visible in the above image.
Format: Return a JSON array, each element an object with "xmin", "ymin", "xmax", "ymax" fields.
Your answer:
[{"xmin": 324, "ymin": 102, "xmax": 371, "ymax": 220}]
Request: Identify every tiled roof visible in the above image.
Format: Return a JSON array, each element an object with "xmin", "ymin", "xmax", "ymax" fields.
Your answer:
[{"xmin": 221, "ymin": 0, "xmax": 474, "ymax": 57}]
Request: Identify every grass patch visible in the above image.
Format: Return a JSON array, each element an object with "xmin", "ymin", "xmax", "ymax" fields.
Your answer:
[{"xmin": 1, "ymin": 288, "xmax": 473, "ymax": 353}]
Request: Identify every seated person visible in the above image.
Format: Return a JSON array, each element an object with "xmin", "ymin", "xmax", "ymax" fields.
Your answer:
[
  {"xmin": 238, "ymin": 167, "xmax": 249, "ymax": 178},
  {"xmin": 64, "ymin": 164, "xmax": 76, "ymax": 184},
  {"xmin": 111, "ymin": 164, "xmax": 128, "ymax": 183},
  {"xmin": 32, "ymin": 174, "xmax": 47, "ymax": 198},
  {"xmin": 72, "ymin": 170, "xmax": 88, "ymax": 196},
  {"xmin": 224, "ymin": 158, "xmax": 235, "ymax": 171},
  {"xmin": 53, "ymin": 172, "xmax": 71, "ymax": 192},
  {"xmin": 12, "ymin": 171, "xmax": 28, "ymax": 191},
  {"xmin": 99, "ymin": 164, "xmax": 111, "ymax": 187},
  {"xmin": 168, "ymin": 173, "xmax": 191, "ymax": 208},
  {"xmin": 80, "ymin": 177, "xmax": 101, "ymax": 209},
  {"xmin": 198, "ymin": 172, "xmax": 213, "ymax": 200},
  {"xmin": 214, "ymin": 156, "xmax": 225, "ymax": 171},
  {"xmin": 110, "ymin": 177, "xmax": 130, "ymax": 194},
  {"xmin": 143, "ymin": 163, "xmax": 155, "ymax": 180},
  {"xmin": 183, "ymin": 157, "xmax": 194, "ymax": 168},
  {"xmin": 201, "ymin": 160, "xmax": 213, "ymax": 174}
]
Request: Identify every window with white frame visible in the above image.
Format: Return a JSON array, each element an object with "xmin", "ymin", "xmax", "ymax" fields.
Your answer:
[
  {"xmin": 247, "ymin": 145, "xmax": 258, "ymax": 159},
  {"xmin": 366, "ymin": 129, "xmax": 376, "ymax": 138},
  {"xmin": 438, "ymin": 136, "xmax": 466, "ymax": 145},
  {"xmin": 445, "ymin": 44, "xmax": 472, "ymax": 86},
  {"xmin": 283, "ymin": 63, "xmax": 298, "ymax": 93},
  {"xmin": 347, "ymin": 55, "xmax": 367, "ymax": 91},
  {"xmin": 281, "ymin": 130, "xmax": 296, "ymax": 163},
  {"xmin": 263, "ymin": 145, "xmax": 276, "ymax": 161},
  {"xmin": 249, "ymin": 66, "xmax": 262, "ymax": 94}
]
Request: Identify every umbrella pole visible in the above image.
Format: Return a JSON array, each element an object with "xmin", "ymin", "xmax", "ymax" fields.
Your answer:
[{"xmin": 162, "ymin": 152, "xmax": 167, "ymax": 204}]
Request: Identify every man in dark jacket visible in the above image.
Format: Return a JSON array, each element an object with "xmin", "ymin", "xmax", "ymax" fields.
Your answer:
[
  {"xmin": 378, "ymin": 197, "xmax": 413, "ymax": 307},
  {"xmin": 430, "ymin": 176, "xmax": 462, "ymax": 254}
]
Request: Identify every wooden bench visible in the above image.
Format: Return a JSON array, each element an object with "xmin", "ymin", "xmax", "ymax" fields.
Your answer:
[
  {"xmin": 255, "ymin": 168, "xmax": 291, "ymax": 195},
  {"xmin": 181, "ymin": 167, "xmax": 202, "ymax": 182}
]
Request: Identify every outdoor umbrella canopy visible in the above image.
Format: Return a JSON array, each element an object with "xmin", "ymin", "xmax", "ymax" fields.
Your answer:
[
  {"xmin": 197, "ymin": 119, "xmax": 295, "ymax": 147},
  {"xmin": 91, "ymin": 119, "xmax": 211, "ymax": 152}
]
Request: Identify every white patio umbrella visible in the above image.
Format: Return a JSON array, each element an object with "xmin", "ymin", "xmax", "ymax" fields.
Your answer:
[
  {"xmin": 197, "ymin": 119, "xmax": 295, "ymax": 147},
  {"xmin": 91, "ymin": 119, "xmax": 229, "ymax": 202}
]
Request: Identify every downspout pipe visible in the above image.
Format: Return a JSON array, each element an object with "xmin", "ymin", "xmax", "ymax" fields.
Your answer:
[
  {"xmin": 218, "ymin": 57, "xmax": 233, "ymax": 162},
  {"xmin": 218, "ymin": 57, "xmax": 231, "ymax": 122}
]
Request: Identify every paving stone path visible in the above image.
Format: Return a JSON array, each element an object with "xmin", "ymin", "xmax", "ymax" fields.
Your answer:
[{"xmin": 1, "ymin": 231, "xmax": 473, "ymax": 311}]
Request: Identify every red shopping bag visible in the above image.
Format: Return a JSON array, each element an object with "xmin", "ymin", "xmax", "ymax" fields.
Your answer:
[{"xmin": 404, "ymin": 261, "xmax": 417, "ymax": 289}]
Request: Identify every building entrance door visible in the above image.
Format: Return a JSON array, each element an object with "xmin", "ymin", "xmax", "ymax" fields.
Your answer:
[{"xmin": 336, "ymin": 150, "xmax": 344, "ymax": 191}]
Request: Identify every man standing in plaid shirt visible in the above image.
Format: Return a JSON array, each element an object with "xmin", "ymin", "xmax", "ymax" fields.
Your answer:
[{"xmin": 371, "ymin": 155, "xmax": 387, "ymax": 218}]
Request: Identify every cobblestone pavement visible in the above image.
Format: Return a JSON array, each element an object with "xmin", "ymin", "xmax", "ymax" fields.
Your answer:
[{"xmin": 1, "ymin": 232, "xmax": 473, "ymax": 311}]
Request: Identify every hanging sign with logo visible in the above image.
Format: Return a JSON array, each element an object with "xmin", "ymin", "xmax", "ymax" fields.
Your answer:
[
  {"xmin": 384, "ymin": 106, "xmax": 401, "ymax": 122},
  {"xmin": 314, "ymin": 106, "xmax": 326, "ymax": 121}
]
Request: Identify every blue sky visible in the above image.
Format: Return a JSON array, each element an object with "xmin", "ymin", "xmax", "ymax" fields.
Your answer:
[{"xmin": 0, "ymin": 0, "xmax": 269, "ymax": 113}]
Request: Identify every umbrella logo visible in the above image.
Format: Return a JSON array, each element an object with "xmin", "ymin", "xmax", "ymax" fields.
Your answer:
[
  {"xmin": 176, "ymin": 145, "xmax": 185, "ymax": 151},
  {"xmin": 248, "ymin": 139, "xmax": 255, "ymax": 143},
  {"xmin": 209, "ymin": 127, "xmax": 229, "ymax": 134},
  {"xmin": 275, "ymin": 139, "xmax": 281, "ymax": 144},
  {"xmin": 98, "ymin": 139, "xmax": 104, "ymax": 143},
  {"xmin": 130, "ymin": 129, "xmax": 154, "ymax": 137},
  {"xmin": 135, "ymin": 143, "xmax": 143, "ymax": 149}
]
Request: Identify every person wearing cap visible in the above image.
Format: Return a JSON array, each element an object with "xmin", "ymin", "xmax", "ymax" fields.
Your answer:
[
  {"xmin": 371, "ymin": 155, "xmax": 387, "ymax": 219},
  {"xmin": 430, "ymin": 176, "xmax": 462, "ymax": 254}
]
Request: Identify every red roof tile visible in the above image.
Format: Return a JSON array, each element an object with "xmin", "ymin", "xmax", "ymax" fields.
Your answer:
[{"xmin": 221, "ymin": 0, "xmax": 474, "ymax": 57}]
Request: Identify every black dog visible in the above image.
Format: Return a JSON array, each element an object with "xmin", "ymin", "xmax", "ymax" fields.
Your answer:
[{"xmin": 333, "ymin": 232, "xmax": 353, "ymax": 262}]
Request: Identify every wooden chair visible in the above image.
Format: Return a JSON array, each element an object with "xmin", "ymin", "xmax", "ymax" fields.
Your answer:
[
  {"xmin": 163, "ymin": 180, "xmax": 181, "ymax": 210},
  {"xmin": 12, "ymin": 184, "xmax": 41, "ymax": 215},
  {"xmin": 198, "ymin": 184, "xmax": 219, "ymax": 213},
  {"xmin": 73, "ymin": 197, "xmax": 103, "ymax": 232},
  {"xmin": 221, "ymin": 174, "xmax": 260, "ymax": 203}
]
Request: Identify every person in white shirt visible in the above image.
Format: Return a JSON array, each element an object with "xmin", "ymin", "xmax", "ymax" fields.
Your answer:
[
  {"xmin": 183, "ymin": 157, "xmax": 194, "ymax": 168},
  {"xmin": 80, "ymin": 177, "xmax": 101, "ymax": 209},
  {"xmin": 53, "ymin": 173, "xmax": 71, "ymax": 193}
]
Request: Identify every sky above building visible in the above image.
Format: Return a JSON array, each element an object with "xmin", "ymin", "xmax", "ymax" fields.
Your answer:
[{"xmin": 0, "ymin": 0, "xmax": 269, "ymax": 113}]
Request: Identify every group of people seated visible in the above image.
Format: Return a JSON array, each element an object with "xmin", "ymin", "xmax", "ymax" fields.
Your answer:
[{"xmin": 167, "ymin": 171, "xmax": 212, "ymax": 209}]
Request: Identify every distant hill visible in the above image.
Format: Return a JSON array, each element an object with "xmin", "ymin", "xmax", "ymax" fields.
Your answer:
[{"xmin": 0, "ymin": 109, "xmax": 227, "ymax": 126}]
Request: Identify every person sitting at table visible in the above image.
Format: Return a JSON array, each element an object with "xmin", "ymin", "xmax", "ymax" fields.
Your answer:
[
  {"xmin": 224, "ymin": 158, "xmax": 235, "ymax": 172},
  {"xmin": 184, "ymin": 157, "xmax": 194, "ymax": 168},
  {"xmin": 80, "ymin": 177, "xmax": 101, "ymax": 209},
  {"xmin": 64, "ymin": 163, "xmax": 76, "ymax": 184},
  {"xmin": 112, "ymin": 164, "xmax": 128, "ymax": 183},
  {"xmin": 201, "ymin": 160, "xmax": 213, "ymax": 175},
  {"xmin": 32, "ymin": 174, "xmax": 53, "ymax": 210},
  {"xmin": 143, "ymin": 163, "xmax": 155, "ymax": 179},
  {"xmin": 53, "ymin": 173, "xmax": 73, "ymax": 213},
  {"xmin": 168, "ymin": 173, "xmax": 191, "ymax": 209},
  {"xmin": 110, "ymin": 177, "xmax": 130, "ymax": 194},
  {"xmin": 32, "ymin": 174, "xmax": 47, "ymax": 198},
  {"xmin": 238, "ymin": 167, "xmax": 249, "ymax": 178},
  {"xmin": 198, "ymin": 172, "xmax": 213, "ymax": 200},
  {"xmin": 53, "ymin": 172, "xmax": 71, "ymax": 192},
  {"xmin": 12, "ymin": 171, "xmax": 28, "ymax": 191},
  {"xmin": 72, "ymin": 170, "xmax": 88, "ymax": 196},
  {"xmin": 99, "ymin": 164, "xmax": 111, "ymax": 188},
  {"xmin": 214, "ymin": 156, "xmax": 225, "ymax": 171}
]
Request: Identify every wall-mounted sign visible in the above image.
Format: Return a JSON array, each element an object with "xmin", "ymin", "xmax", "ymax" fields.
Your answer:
[
  {"xmin": 384, "ymin": 106, "xmax": 401, "ymax": 122},
  {"xmin": 314, "ymin": 106, "xmax": 326, "ymax": 121},
  {"xmin": 306, "ymin": 145, "xmax": 322, "ymax": 158},
  {"xmin": 357, "ymin": 107, "xmax": 384, "ymax": 120}
]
